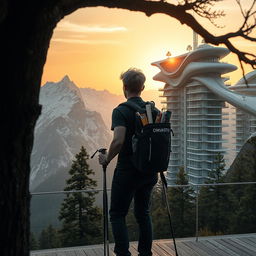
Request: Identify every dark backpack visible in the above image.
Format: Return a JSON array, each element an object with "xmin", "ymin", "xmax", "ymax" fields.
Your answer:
[{"xmin": 119, "ymin": 101, "xmax": 173, "ymax": 174}]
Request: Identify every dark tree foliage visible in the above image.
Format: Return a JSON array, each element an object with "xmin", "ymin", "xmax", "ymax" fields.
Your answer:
[
  {"xmin": 224, "ymin": 136, "xmax": 256, "ymax": 234},
  {"xmin": 38, "ymin": 225, "xmax": 61, "ymax": 249},
  {"xmin": 168, "ymin": 167, "xmax": 195, "ymax": 238},
  {"xmin": 197, "ymin": 138, "xmax": 256, "ymax": 236},
  {"xmin": 228, "ymin": 183, "xmax": 256, "ymax": 234},
  {"xmin": 151, "ymin": 184, "xmax": 171, "ymax": 239},
  {"xmin": 198, "ymin": 153, "xmax": 230, "ymax": 234},
  {"xmin": 58, "ymin": 146, "xmax": 102, "ymax": 247},
  {"xmin": 29, "ymin": 233, "xmax": 39, "ymax": 250},
  {"xmin": 1, "ymin": 1, "xmax": 256, "ymax": 255},
  {"xmin": 152, "ymin": 168, "xmax": 195, "ymax": 238}
]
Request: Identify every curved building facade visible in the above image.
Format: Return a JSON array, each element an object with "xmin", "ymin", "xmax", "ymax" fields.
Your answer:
[
  {"xmin": 230, "ymin": 71, "xmax": 256, "ymax": 152},
  {"xmin": 152, "ymin": 44, "xmax": 256, "ymax": 185}
]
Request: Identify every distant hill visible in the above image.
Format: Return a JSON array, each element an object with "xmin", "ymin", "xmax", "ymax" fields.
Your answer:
[
  {"xmin": 30, "ymin": 76, "xmax": 115, "ymax": 234},
  {"xmin": 79, "ymin": 87, "xmax": 164, "ymax": 129},
  {"xmin": 79, "ymin": 88, "xmax": 124, "ymax": 129},
  {"xmin": 31, "ymin": 75, "xmax": 112, "ymax": 191},
  {"xmin": 30, "ymin": 76, "xmax": 165, "ymax": 232},
  {"xmin": 225, "ymin": 133, "xmax": 256, "ymax": 181}
]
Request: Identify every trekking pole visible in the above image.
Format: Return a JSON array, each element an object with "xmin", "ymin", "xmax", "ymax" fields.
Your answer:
[
  {"xmin": 91, "ymin": 148, "xmax": 109, "ymax": 256},
  {"xmin": 160, "ymin": 172, "xmax": 179, "ymax": 256}
]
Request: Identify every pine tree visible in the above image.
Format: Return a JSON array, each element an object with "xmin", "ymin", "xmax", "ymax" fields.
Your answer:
[
  {"xmin": 30, "ymin": 232, "xmax": 39, "ymax": 250},
  {"xmin": 168, "ymin": 167, "xmax": 195, "ymax": 237},
  {"xmin": 58, "ymin": 146, "xmax": 102, "ymax": 247},
  {"xmin": 225, "ymin": 139, "xmax": 256, "ymax": 234},
  {"xmin": 228, "ymin": 183, "xmax": 256, "ymax": 234},
  {"xmin": 151, "ymin": 168, "xmax": 195, "ymax": 239},
  {"xmin": 38, "ymin": 225, "xmax": 60, "ymax": 249},
  {"xmin": 198, "ymin": 152, "xmax": 230, "ymax": 234},
  {"xmin": 151, "ymin": 182, "xmax": 170, "ymax": 239}
]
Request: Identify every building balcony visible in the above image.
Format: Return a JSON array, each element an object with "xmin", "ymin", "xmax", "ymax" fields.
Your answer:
[
  {"xmin": 171, "ymin": 137, "xmax": 181, "ymax": 141},
  {"xmin": 162, "ymin": 93, "xmax": 180, "ymax": 97},
  {"xmin": 187, "ymin": 157, "xmax": 212, "ymax": 163},
  {"xmin": 186, "ymin": 90, "xmax": 211, "ymax": 94},
  {"xmin": 187, "ymin": 98, "xmax": 223, "ymax": 102},
  {"xmin": 206, "ymin": 140, "xmax": 225, "ymax": 143},
  {"xmin": 187, "ymin": 124, "xmax": 223, "ymax": 128},
  {"xmin": 187, "ymin": 173, "xmax": 208, "ymax": 179},
  {"xmin": 187, "ymin": 147, "xmax": 225, "ymax": 152},
  {"xmin": 170, "ymin": 145, "xmax": 180, "ymax": 148},
  {"xmin": 187, "ymin": 166, "xmax": 212, "ymax": 171},
  {"xmin": 187, "ymin": 139, "xmax": 224, "ymax": 143},
  {"xmin": 187, "ymin": 132, "xmax": 224, "ymax": 135},
  {"xmin": 236, "ymin": 125, "xmax": 247, "ymax": 128},
  {"xmin": 204, "ymin": 148, "xmax": 226, "ymax": 152},
  {"xmin": 187, "ymin": 118, "xmax": 223, "ymax": 121},
  {"xmin": 187, "ymin": 151, "xmax": 223, "ymax": 156},
  {"xmin": 168, "ymin": 163, "xmax": 181, "ymax": 167},
  {"xmin": 187, "ymin": 113, "xmax": 222, "ymax": 116},
  {"xmin": 187, "ymin": 106, "xmax": 223, "ymax": 109}
]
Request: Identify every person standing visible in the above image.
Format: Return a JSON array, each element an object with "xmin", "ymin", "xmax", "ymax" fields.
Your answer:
[{"xmin": 98, "ymin": 68, "xmax": 158, "ymax": 256}]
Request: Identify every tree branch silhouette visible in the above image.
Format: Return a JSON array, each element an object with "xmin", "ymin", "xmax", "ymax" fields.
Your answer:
[{"xmin": 57, "ymin": 0, "xmax": 256, "ymax": 68}]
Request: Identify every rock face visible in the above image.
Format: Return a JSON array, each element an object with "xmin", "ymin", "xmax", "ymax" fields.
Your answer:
[
  {"xmin": 79, "ymin": 87, "xmax": 125, "ymax": 129},
  {"xmin": 30, "ymin": 76, "xmax": 111, "ymax": 191},
  {"xmin": 29, "ymin": 75, "xmax": 162, "ymax": 234},
  {"xmin": 226, "ymin": 133, "xmax": 256, "ymax": 181},
  {"xmin": 79, "ymin": 87, "xmax": 163, "ymax": 129}
]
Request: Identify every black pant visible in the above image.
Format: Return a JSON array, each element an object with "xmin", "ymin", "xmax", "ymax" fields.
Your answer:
[{"xmin": 109, "ymin": 168, "xmax": 158, "ymax": 256}]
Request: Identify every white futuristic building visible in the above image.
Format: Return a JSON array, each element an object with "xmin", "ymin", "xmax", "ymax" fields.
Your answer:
[
  {"xmin": 230, "ymin": 71, "xmax": 256, "ymax": 152},
  {"xmin": 152, "ymin": 44, "xmax": 256, "ymax": 185}
]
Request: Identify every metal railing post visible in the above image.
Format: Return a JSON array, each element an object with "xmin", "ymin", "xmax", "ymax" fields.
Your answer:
[{"xmin": 195, "ymin": 186, "xmax": 199, "ymax": 242}]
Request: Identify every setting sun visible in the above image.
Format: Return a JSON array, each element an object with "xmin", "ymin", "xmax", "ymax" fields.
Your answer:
[{"xmin": 42, "ymin": 4, "xmax": 253, "ymax": 94}]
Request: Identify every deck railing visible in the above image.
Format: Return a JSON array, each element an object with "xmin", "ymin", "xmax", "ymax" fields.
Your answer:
[{"xmin": 30, "ymin": 181, "xmax": 256, "ymax": 250}]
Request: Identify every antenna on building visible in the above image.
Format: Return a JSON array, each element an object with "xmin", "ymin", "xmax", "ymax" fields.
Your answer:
[
  {"xmin": 191, "ymin": 8, "xmax": 199, "ymax": 50},
  {"xmin": 193, "ymin": 30, "xmax": 198, "ymax": 50},
  {"xmin": 187, "ymin": 45, "xmax": 192, "ymax": 52},
  {"xmin": 166, "ymin": 51, "xmax": 171, "ymax": 58}
]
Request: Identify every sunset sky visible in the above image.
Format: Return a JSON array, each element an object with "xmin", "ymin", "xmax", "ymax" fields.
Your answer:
[{"xmin": 42, "ymin": 0, "xmax": 255, "ymax": 95}]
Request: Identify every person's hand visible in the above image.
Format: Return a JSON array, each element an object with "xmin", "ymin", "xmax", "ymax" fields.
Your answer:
[{"xmin": 98, "ymin": 152, "xmax": 109, "ymax": 166}]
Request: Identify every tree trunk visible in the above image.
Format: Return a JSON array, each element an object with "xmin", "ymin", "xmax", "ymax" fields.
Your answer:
[
  {"xmin": 0, "ymin": 2, "xmax": 60, "ymax": 255},
  {"xmin": 2, "ymin": 0, "xmax": 253, "ymax": 255}
]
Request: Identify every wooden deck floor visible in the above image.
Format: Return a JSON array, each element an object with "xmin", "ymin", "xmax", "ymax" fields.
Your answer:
[{"xmin": 31, "ymin": 233, "xmax": 256, "ymax": 256}]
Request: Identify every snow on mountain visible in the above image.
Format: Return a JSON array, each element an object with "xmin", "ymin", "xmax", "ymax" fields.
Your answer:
[
  {"xmin": 30, "ymin": 76, "xmax": 111, "ymax": 191},
  {"xmin": 30, "ymin": 75, "xmax": 163, "ymax": 191},
  {"xmin": 35, "ymin": 75, "xmax": 83, "ymax": 130}
]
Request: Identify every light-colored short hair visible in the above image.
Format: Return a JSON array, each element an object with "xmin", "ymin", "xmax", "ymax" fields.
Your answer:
[{"xmin": 120, "ymin": 68, "xmax": 146, "ymax": 94}]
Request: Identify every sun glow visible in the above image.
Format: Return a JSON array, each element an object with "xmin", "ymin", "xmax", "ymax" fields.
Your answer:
[{"xmin": 42, "ymin": 6, "xmax": 253, "ymax": 94}]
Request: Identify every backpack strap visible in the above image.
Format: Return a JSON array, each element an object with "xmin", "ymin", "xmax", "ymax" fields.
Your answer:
[
  {"xmin": 118, "ymin": 101, "xmax": 149, "ymax": 133},
  {"xmin": 119, "ymin": 101, "xmax": 156, "ymax": 113},
  {"xmin": 118, "ymin": 101, "xmax": 145, "ymax": 113}
]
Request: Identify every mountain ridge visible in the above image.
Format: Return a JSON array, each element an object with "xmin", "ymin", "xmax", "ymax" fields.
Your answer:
[{"xmin": 31, "ymin": 76, "xmax": 111, "ymax": 191}]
